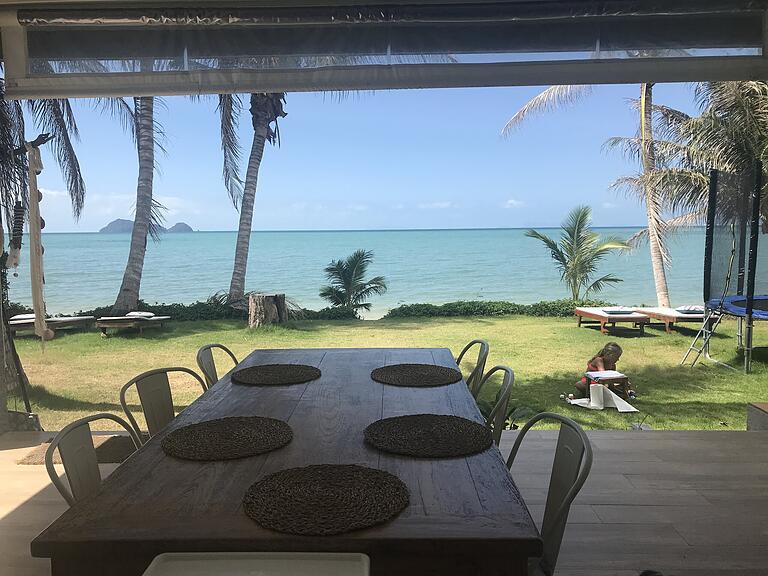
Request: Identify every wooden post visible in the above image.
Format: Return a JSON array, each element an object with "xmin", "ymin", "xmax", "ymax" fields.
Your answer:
[{"xmin": 248, "ymin": 293, "xmax": 288, "ymax": 328}]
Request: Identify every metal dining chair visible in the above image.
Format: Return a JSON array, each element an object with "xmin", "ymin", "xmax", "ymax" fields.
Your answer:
[
  {"xmin": 196, "ymin": 343, "xmax": 239, "ymax": 388},
  {"xmin": 473, "ymin": 365, "xmax": 514, "ymax": 445},
  {"xmin": 506, "ymin": 412, "xmax": 593, "ymax": 576},
  {"xmin": 45, "ymin": 413, "xmax": 141, "ymax": 506},
  {"xmin": 119, "ymin": 367, "xmax": 207, "ymax": 442},
  {"xmin": 455, "ymin": 339, "xmax": 490, "ymax": 397}
]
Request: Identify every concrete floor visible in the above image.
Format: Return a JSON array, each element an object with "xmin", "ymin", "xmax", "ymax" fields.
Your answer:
[{"xmin": 2, "ymin": 429, "xmax": 767, "ymax": 576}]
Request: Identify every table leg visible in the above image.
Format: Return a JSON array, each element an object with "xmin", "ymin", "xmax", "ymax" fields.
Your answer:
[
  {"xmin": 666, "ymin": 321, "xmax": 673, "ymax": 334},
  {"xmin": 577, "ymin": 315, "xmax": 582, "ymax": 327},
  {"xmin": 639, "ymin": 323, "xmax": 645, "ymax": 335},
  {"xmin": 600, "ymin": 321, "xmax": 608, "ymax": 334}
]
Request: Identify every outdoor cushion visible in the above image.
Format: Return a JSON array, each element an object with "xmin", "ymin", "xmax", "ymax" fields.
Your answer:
[
  {"xmin": 10, "ymin": 313, "xmax": 37, "ymax": 321},
  {"xmin": 126, "ymin": 311, "xmax": 155, "ymax": 318},
  {"xmin": 676, "ymin": 305, "xmax": 705, "ymax": 314}
]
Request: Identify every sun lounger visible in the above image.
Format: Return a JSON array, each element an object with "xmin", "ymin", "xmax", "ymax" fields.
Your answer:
[
  {"xmin": 95, "ymin": 312, "xmax": 171, "ymax": 336},
  {"xmin": 574, "ymin": 307, "xmax": 650, "ymax": 334},
  {"xmin": 634, "ymin": 306, "xmax": 705, "ymax": 333},
  {"xmin": 9, "ymin": 314, "xmax": 95, "ymax": 334}
]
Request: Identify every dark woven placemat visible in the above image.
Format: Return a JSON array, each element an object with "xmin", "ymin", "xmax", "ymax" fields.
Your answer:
[
  {"xmin": 17, "ymin": 433, "xmax": 147, "ymax": 465},
  {"xmin": 243, "ymin": 464, "xmax": 409, "ymax": 536},
  {"xmin": 232, "ymin": 364, "xmax": 321, "ymax": 386},
  {"xmin": 371, "ymin": 363, "xmax": 463, "ymax": 387},
  {"xmin": 364, "ymin": 414, "xmax": 493, "ymax": 458},
  {"xmin": 161, "ymin": 416, "xmax": 292, "ymax": 461}
]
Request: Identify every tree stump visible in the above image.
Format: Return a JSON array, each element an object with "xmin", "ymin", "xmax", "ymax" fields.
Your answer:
[{"xmin": 248, "ymin": 294, "xmax": 288, "ymax": 328}]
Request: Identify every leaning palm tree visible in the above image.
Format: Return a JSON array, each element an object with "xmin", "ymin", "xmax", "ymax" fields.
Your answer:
[
  {"xmin": 0, "ymin": 77, "xmax": 86, "ymax": 421},
  {"xmin": 526, "ymin": 206, "xmax": 629, "ymax": 302},
  {"xmin": 503, "ymin": 81, "xmax": 672, "ymax": 307},
  {"xmin": 102, "ymin": 94, "xmax": 166, "ymax": 314},
  {"xmin": 319, "ymin": 249, "xmax": 387, "ymax": 315},
  {"xmin": 217, "ymin": 93, "xmax": 286, "ymax": 306}
]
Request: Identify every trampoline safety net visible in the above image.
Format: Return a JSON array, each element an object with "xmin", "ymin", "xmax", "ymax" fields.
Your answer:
[{"xmin": 705, "ymin": 162, "xmax": 768, "ymax": 319}]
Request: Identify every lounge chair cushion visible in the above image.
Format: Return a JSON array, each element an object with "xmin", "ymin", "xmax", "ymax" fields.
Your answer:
[
  {"xmin": 126, "ymin": 311, "xmax": 155, "ymax": 318},
  {"xmin": 676, "ymin": 305, "xmax": 705, "ymax": 314},
  {"xmin": 10, "ymin": 313, "xmax": 37, "ymax": 321}
]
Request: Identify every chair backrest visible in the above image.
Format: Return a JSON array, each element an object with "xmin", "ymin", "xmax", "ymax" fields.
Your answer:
[
  {"xmin": 120, "ymin": 367, "xmax": 206, "ymax": 440},
  {"xmin": 196, "ymin": 343, "xmax": 239, "ymax": 388},
  {"xmin": 506, "ymin": 412, "xmax": 593, "ymax": 576},
  {"xmin": 455, "ymin": 339, "xmax": 490, "ymax": 397},
  {"xmin": 45, "ymin": 413, "xmax": 141, "ymax": 506},
  {"xmin": 473, "ymin": 365, "xmax": 514, "ymax": 445}
]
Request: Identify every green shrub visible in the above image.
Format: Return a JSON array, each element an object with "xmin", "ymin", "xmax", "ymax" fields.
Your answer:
[
  {"xmin": 384, "ymin": 299, "xmax": 614, "ymax": 319},
  {"xmin": 7, "ymin": 301, "xmax": 33, "ymax": 317},
  {"xmin": 76, "ymin": 298, "xmax": 248, "ymax": 322},
  {"xmin": 300, "ymin": 306, "xmax": 359, "ymax": 321}
]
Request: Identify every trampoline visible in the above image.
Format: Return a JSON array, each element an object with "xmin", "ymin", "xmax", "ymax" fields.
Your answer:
[{"xmin": 682, "ymin": 161, "xmax": 767, "ymax": 373}]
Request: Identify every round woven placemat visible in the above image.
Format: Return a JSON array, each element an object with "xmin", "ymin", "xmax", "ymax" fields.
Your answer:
[
  {"xmin": 231, "ymin": 364, "xmax": 321, "ymax": 386},
  {"xmin": 161, "ymin": 416, "xmax": 292, "ymax": 461},
  {"xmin": 370, "ymin": 363, "xmax": 462, "ymax": 387},
  {"xmin": 364, "ymin": 414, "xmax": 493, "ymax": 458},
  {"xmin": 243, "ymin": 464, "xmax": 409, "ymax": 536}
]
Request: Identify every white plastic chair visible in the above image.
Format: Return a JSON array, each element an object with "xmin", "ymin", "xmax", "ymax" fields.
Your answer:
[
  {"xmin": 120, "ymin": 367, "xmax": 206, "ymax": 441},
  {"xmin": 506, "ymin": 412, "xmax": 593, "ymax": 576},
  {"xmin": 142, "ymin": 552, "xmax": 369, "ymax": 576},
  {"xmin": 473, "ymin": 365, "xmax": 514, "ymax": 445},
  {"xmin": 196, "ymin": 343, "xmax": 239, "ymax": 388},
  {"xmin": 45, "ymin": 413, "xmax": 141, "ymax": 506},
  {"xmin": 455, "ymin": 339, "xmax": 489, "ymax": 397}
]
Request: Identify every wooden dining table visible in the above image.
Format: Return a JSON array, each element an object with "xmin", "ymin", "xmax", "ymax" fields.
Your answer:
[{"xmin": 32, "ymin": 347, "xmax": 542, "ymax": 576}]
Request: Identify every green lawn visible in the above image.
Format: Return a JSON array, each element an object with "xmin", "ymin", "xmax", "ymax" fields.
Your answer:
[{"xmin": 8, "ymin": 315, "xmax": 768, "ymax": 431}]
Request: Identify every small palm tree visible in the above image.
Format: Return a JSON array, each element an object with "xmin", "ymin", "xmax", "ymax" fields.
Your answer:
[
  {"xmin": 319, "ymin": 249, "xmax": 387, "ymax": 315},
  {"xmin": 526, "ymin": 206, "xmax": 629, "ymax": 302}
]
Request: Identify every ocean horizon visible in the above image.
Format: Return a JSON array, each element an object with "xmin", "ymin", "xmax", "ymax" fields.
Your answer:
[{"xmin": 9, "ymin": 227, "xmax": 707, "ymax": 318}]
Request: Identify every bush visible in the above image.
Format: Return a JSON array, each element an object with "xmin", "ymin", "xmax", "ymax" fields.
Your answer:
[
  {"xmin": 300, "ymin": 306, "xmax": 359, "ymax": 321},
  {"xmin": 76, "ymin": 298, "xmax": 248, "ymax": 322},
  {"xmin": 7, "ymin": 301, "xmax": 33, "ymax": 317},
  {"xmin": 384, "ymin": 299, "xmax": 614, "ymax": 319}
]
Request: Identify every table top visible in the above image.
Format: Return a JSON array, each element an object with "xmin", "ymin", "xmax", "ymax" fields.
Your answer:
[{"xmin": 33, "ymin": 347, "xmax": 541, "ymax": 561}]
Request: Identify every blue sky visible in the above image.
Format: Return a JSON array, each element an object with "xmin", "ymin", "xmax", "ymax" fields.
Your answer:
[{"xmin": 33, "ymin": 82, "xmax": 700, "ymax": 232}]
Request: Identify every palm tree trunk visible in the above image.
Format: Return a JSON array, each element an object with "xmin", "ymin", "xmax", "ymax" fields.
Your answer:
[
  {"xmin": 228, "ymin": 112, "xmax": 269, "ymax": 304},
  {"xmin": 640, "ymin": 82, "xmax": 671, "ymax": 308},
  {"xmin": 113, "ymin": 96, "xmax": 154, "ymax": 314}
]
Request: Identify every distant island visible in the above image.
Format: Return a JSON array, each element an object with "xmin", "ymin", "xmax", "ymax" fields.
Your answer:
[{"xmin": 99, "ymin": 219, "xmax": 194, "ymax": 233}]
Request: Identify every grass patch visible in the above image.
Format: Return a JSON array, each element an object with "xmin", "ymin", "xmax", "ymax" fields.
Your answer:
[{"xmin": 8, "ymin": 315, "xmax": 768, "ymax": 431}]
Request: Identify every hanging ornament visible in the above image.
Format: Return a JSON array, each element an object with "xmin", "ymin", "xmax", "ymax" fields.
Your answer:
[{"xmin": 7, "ymin": 200, "xmax": 25, "ymax": 269}]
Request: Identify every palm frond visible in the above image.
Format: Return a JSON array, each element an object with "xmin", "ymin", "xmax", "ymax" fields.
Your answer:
[
  {"xmin": 93, "ymin": 98, "xmax": 136, "ymax": 142},
  {"xmin": 502, "ymin": 85, "xmax": 592, "ymax": 137},
  {"xmin": 218, "ymin": 94, "xmax": 244, "ymax": 207},
  {"xmin": 148, "ymin": 197, "xmax": 167, "ymax": 242},
  {"xmin": 25, "ymin": 99, "xmax": 86, "ymax": 217}
]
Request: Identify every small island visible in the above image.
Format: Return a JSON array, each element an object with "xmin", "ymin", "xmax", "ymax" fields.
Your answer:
[{"xmin": 99, "ymin": 219, "xmax": 194, "ymax": 233}]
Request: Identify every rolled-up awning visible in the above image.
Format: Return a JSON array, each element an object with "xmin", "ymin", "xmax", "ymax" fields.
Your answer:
[{"xmin": 1, "ymin": 0, "xmax": 766, "ymax": 98}]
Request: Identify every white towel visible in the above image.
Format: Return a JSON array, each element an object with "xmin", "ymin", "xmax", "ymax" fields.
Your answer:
[{"xmin": 568, "ymin": 385, "xmax": 639, "ymax": 413}]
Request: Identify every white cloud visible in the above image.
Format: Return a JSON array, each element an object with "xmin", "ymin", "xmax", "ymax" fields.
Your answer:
[
  {"xmin": 602, "ymin": 202, "xmax": 618, "ymax": 209},
  {"xmin": 418, "ymin": 201, "xmax": 456, "ymax": 210},
  {"xmin": 348, "ymin": 203, "xmax": 368, "ymax": 212},
  {"xmin": 503, "ymin": 198, "xmax": 525, "ymax": 209},
  {"xmin": 393, "ymin": 203, "xmax": 405, "ymax": 210},
  {"xmin": 155, "ymin": 195, "xmax": 186, "ymax": 217},
  {"xmin": 39, "ymin": 187, "xmax": 68, "ymax": 198}
]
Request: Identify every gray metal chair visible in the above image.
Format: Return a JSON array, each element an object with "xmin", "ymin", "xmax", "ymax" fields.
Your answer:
[
  {"xmin": 473, "ymin": 365, "xmax": 514, "ymax": 445},
  {"xmin": 45, "ymin": 413, "xmax": 141, "ymax": 506},
  {"xmin": 120, "ymin": 367, "xmax": 206, "ymax": 442},
  {"xmin": 455, "ymin": 339, "xmax": 490, "ymax": 397},
  {"xmin": 506, "ymin": 412, "xmax": 593, "ymax": 576},
  {"xmin": 196, "ymin": 343, "xmax": 239, "ymax": 388}
]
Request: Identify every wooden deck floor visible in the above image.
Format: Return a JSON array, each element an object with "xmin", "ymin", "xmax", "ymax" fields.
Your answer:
[{"xmin": 2, "ymin": 429, "xmax": 767, "ymax": 576}]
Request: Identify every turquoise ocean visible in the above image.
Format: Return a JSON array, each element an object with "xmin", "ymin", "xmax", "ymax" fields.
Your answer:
[{"xmin": 8, "ymin": 228, "xmax": 706, "ymax": 318}]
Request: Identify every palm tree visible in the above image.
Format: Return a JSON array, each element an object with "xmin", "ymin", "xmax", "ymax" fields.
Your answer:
[
  {"xmin": 503, "ymin": 82, "xmax": 672, "ymax": 307},
  {"xmin": 0, "ymin": 79, "xmax": 85, "ymax": 425},
  {"xmin": 104, "ymin": 94, "xmax": 166, "ymax": 314},
  {"xmin": 525, "ymin": 206, "xmax": 629, "ymax": 302},
  {"xmin": 217, "ymin": 93, "xmax": 286, "ymax": 306},
  {"xmin": 319, "ymin": 249, "xmax": 387, "ymax": 315}
]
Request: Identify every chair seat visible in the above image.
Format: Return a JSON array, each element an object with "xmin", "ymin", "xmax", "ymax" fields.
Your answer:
[{"xmin": 142, "ymin": 552, "xmax": 369, "ymax": 576}]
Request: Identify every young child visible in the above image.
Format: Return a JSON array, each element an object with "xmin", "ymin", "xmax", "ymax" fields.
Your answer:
[{"xmin": 576, "ymin": 342, "xmax": 635, "ymax": 399}]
